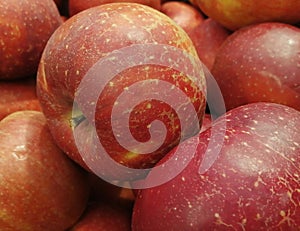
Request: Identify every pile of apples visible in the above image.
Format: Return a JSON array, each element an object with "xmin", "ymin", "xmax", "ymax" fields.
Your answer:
[{"xmin": 0, "ymin": 0, "xmax": 299, "ymax": 230}]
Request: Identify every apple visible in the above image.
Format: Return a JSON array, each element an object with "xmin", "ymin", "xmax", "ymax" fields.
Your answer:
[
  {"xmin": 199, "ymin": 113, "xmax": 211, "ymax": 133},
  {"xmin": 69, "ymin": 202, "xmax": 132, "ymax": 231},
  {"xmin": 188, "ymin": 18, "xmax": 231, "ymax": 70},
  {"xmin": 0, "ymin": 0, "xmax": 63, "ymax": 80},
  {"xmin": 160, "ymin": 1, "xmax": 205, "ymax": 35},
  {"xmin": 160, "ymin": 3, "xmax": 230, "ymax": 71},
  {"xmin": 68, "ymin": 0, "xmax": 162, "ymax": 17},
  {"xmin": 191, "ymin": 0, "xmax": 300, "ymax": 31},
  {"xmin": 36, "ymin": 3, "xmax": 207, "ymax": 183},
  {"xmin": 0, "ymin": 78, "xmax": 41, "ymax": 121},
  {"xmin": 132, "ymin": 102, "xmax": 300, "ymax": 230},
  {"xmin": 211, "ymin": 22, "xmax": 300, "ymax": 112},
  {"xmin": 0, "ymin": 110, "xmax": 90, "ymax": 231}
]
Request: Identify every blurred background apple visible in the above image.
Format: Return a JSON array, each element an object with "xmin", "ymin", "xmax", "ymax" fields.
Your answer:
[
  {"xmin": 0, "ymin": 0, "xmax": 62, "ymax": 79},
  {"xmin": 211, "ymin": 22, "xmax": 300, "ymax": 112},
  {"xmin": 0, "ymin": 78, "xmax": 41, "ymax": 121},
  {"xmin": 160, "ymin": 1, "xmax": 205, "ymax": 35},
  {"xmin": 191, "ymin": 0, "xmax": 300, "ymax": 31}
]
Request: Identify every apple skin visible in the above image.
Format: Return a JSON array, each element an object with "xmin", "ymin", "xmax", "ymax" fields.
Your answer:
[
  {"xmin": 132, "ymin": 102, "xmax": 300, "ymax": 230},
  {"xmin": 36, "ymin": 3, "xmax": 206, "ymax": 179},
  {"xmin": 0, "ymin": 0, "xmax": 63, "ymax": 80},
  {"xmin": 69, "ymin": 202, "xmax": 132, "ymax": 231},
  {"xmin": 68, "ymin": 0, "xmax": 162, "ymax": 17},
  {"xmin": 0, "ymin": 78, "xmax": 41, "ymax": 121},
  {"xmin": 160, "ymin": 1, "xmax": 205, "ymax": 35},
  {"xmin": 0, "ymin": 111, "xmax": 90, "ymax": 231},
  {"xmin": 199, "ymin": 113, "xmax": 211, "ymax": 133},
  {"xmin": 192, "ymin": 0, "xmax": 300, "ymax": 31},
  {"xmin": 211, "ymin": 22, "xmax": 300, "ymax": 112},
  {"xmin": 189, "ymin": 18, "xmax": 231, "ymax": 70}
]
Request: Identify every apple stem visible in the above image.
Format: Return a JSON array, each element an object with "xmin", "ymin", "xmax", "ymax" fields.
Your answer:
[{"xmin": 70, "ymin": 114, "xmax": 86, "ymax": 129}]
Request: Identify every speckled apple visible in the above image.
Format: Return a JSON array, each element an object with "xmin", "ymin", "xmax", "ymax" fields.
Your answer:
[
  {"xmin": 211, "ymin": 22, "xmax": 300, "ymax": 112},
  {"xmin": 68, "ymin": 0, "xmax": 162, "ymax": 17},
  {"xmin": 36, "ymin": 3, "xmax": 206, "ymax": 180},
  {"xmin": 0, "ymin": 111, "xmax": 90, "ymax": 231},
  {"xmin": 0, "ymin": 0, "xmax": 62, "ymax": 79},
  {"xmin": 132, "ymin": 102, "xmax": 300, "ymax": 230}
]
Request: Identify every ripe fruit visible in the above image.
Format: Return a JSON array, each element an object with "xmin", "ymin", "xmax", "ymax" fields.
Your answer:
[
  {"xmin": 0, "ymin": 0, "xmax": 62, "ymax": 79},
  {"xmin": 70, "ymin": 202, "xmax": 132, "ymax": 231},
  {"xmin": 0, "ymin": 78, "xmax": 41, "ymax": 121},
  {"xmin": 68, "ymin": 0, "xmax": 162, "ymax": 17},
  {"xmin": 160, "ymin": 1, "xmax": 205, "ymax": 35},
  {"xmin": 199, "ymin": 113, "xmax": 211, "ymax": 133},
  {"xmin": 189, "ymin": 18, "xmax": 231, "ymax": 70},
  {"xmin": 36, "ymin": 3, "xmax": 206, "ymax": 183},
  {"xmin": 192, "ymin": 0, "xmax": 300, "ymax": 31},
  {"xmin": 211, "ymin": 22, "xmax": 300, "ymax": 111},
  {"xmin": 0, "ymin": 111, "xmax": 90, "ymax": 231},
  {"xmin": 132, "ymin": 102, "xmax": 300, "ymax": 230}
]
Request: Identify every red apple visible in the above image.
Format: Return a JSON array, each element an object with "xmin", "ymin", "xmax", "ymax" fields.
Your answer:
[
  {"xmin": 160, "ymin": 1, "xmax": 205, "ymax": 35},
  {"xmin": 132, "ymin": 102, "xmax": 300, "ymax": 230},
  {"xmin": 69, "ymin": 202, "xmax": 132, "ymax": 231},
  {"xmin": 36, "ymin": 3, "xmax": 207, "ymax": 183},
  {"xmin": 0, "ymin": 78, "xmax": 41, "ymax": 121},
  {"xmin": 0, "ymin": 0, "xmax": 63, "ymax": 79},
  {"xmin": 192, "ymin": 0, "xmax": 300, "ymax": 31},
  {"xmin": 0, "ymin": 111, "xmax": 90, "ymax": 231},
  {"xmin": 199, "ymin": 113, "xmax": 211, "ymax": 133},
  {"xmin": 189, "ymin": 18, "xmax": 231, "ymax": 70},
  {"xmin": 68, "ymin": 0, "xmax": 162, "ymax": 17},
  {"xmin": 211, "ymin": 22, "xmax": 300, "ymax": 112}
]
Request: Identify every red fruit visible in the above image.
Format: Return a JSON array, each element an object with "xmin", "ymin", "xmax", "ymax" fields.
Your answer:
[
  {"xmin": 0, "ymin": 111, "xmax": 90, "ymax": 231},
  {"xmin": 69, "ymin": 202, "xmax": 132, "ymax": 231},
  {"xmin": 132, "ymin": 102, "xmax": 300, "ymax": 230},
  {"xmin": 199, "ymin": 113, "xmax": 211, "ymax": 133},
  {"xmin": 36, "ymin": 3, "xmax": 206, "ymax": 183},
  {"xmin": 0, "ymin": 78, "xmax": 41, "ymax": 121},
  {"xmin": 192, "ymin": 0, "xmax": 300, "ymax": 31},
  {"xmin": 0, "ymin": 0, "xmax": 62, "ymax": 79},
  {"xmin": 160, "ymin": 1, "xmax": 205, "ymax": 34},
  {"xmin": 211, "ymin": 22, "xmax": 300, "ymax": 112},
  {"xmin": 68, "ymin": 0, "xmax": 162, "ymax": 17},
  {"xmin": 189, "ymin": 18, "xmax": 231, "ymax": 70}
]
